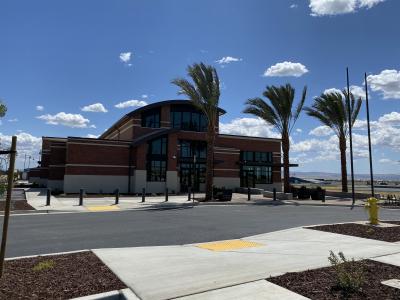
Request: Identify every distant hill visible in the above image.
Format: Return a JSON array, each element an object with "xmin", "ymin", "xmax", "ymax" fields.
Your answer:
[{"xmin": 291, "ymin": 171, "xmax": 400, "ymax": 181}]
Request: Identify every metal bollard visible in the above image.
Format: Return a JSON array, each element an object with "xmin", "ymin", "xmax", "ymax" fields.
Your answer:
[
  {"xmin": 46, "ymin": 188, "xmax": 51, "ymax": 206},
  {"xmin": 165, "ymin": 188, "xmax": 168, "ymax": 202},
  {"xmin": 187, "ymin": 187, "xmax": 191, "ymax": 201},
  {"xmin": 141, "ymin": 188, "xmax": 145, "ymax": 203},
  {"xmin": 247, "ymin": 187, "xmax": 251, "ymax": 201},
  {"xmin": 79, "ymin": 189, "xmax": 84, "ymax": 206},
  {"xmin": 115, "ymin": 188, "xmax": 119, "ymax": 205},
  {"xmin": 273, "ymin": 188, "xmax": 277, "ymax": 201}
]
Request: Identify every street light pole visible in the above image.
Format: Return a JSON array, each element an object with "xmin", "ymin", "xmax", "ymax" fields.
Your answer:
[
  {"xmin": 346, "ymin": 68, "xmax": 356, "ymax": 206},
  {"xmin": 364, "ymin": 72, "xmax": 375, "ymax": 197}
]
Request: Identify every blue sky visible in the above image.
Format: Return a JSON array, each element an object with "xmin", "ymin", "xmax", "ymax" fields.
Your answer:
[{"xmin": 0, "ymin": 0, "xmax": 399, "ymax": 173}]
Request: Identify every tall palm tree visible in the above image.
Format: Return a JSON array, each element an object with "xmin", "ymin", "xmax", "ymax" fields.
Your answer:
[
  {"xmin": 172, "ymin": 63, "xmax": 220, "ymax": 201},
  {"xmin": 304, "ymin": 91, "xmax": 362, "ymax": 192},
  {"xmin": 244, "ymin": 84, "xmax": 307, "ymax": 193}
]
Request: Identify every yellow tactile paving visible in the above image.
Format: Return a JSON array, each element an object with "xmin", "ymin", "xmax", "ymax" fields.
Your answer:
[
  {"xmin": 86, "ymin": 205, "xmax": 120, "ymax": 212},
  {"xmin": 196, "ymin": 239, "xmax": 263, "ymax": 251}
]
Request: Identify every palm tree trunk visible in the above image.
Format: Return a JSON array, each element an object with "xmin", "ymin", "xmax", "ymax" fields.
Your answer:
[
  {"xmin": 282, "ymin": 132, "xmax": 290, "ymax": 193},
  {"xmin": 339, "ymin": 135, "xmax": 348, "ymax": 193},
  {"xmin": 205, "ymin": 125, "xmax": 215, "ymax": 201}
]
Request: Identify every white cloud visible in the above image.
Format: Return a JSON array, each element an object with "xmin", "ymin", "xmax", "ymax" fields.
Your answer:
[
  {"xmin": 323, "ymin": 88, "xmax": 342, "ymax": 95},
  {"xmin": 81, "ymin": 103, "xmax": 108, "ymax": 113},
  {"xmin": 309, "ymin": 125, "xmax": 333, "ymax": 136},
  {"xmin": 290, "ymin": 4, "xmax": 298, "ymax": 8},
  {"xmin": 309, "ymin": 0, "xmax": 385, "ymax": 16},
  {"xmin": 119, "ymin": 52, "xmax": 132, "ymax": 66},
  {"xmin": 296, "ymin": 128, "xmax": 303, "ymax": 133},
  {"xmin": 0, "ymin": 132, "xmax": 42, "ymax": 169},
  {"xmin": 323, "ymin": 85, "xmax": 366, "ymax": 99},
  {"xmin": 367, "ymin": 70, "xmax": 400, "ymax": 99},
  {"xmin": 36, "ymin": 105, "xmax": 44, "ymax": 111},
  {"xmin": 379, "ymin": 158, "xmax": 400, "ymax": 165},
  {"xmin": 141, "ymin": 94, "xmax": 148, "ymax": 99},
  {"xmin": 86, "ymin": 134, "xmax": 99, "ymax": 138},
  {"xmin": 378, "ymin": 112, "xmax": 400, "ymax": 125},
  {"xmin": 114, "ymin": 99, "xmax": 148, "ymax": 109},
  {"xmin": 263, "ymin": 61, "xmax": 308, "ymax": 77},
  {"xmin": 216, "ymin": 56, "xmax": 242, "ymax": 65},
  {"xmin": 37, "ymin": 112, "xmax": 93, "ymax": 128},
  {"xmin": 219, "ymin": 117, "xmax": 280, "ymax": 139},
  {"xmin": 8, "ymin": 118, "xmax": 18, "ymax": 122}
]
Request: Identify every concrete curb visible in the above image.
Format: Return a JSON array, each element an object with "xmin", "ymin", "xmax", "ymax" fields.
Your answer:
[{"xmin": 70, "ymin": 288, "xmax": 139, "ymax": 300}]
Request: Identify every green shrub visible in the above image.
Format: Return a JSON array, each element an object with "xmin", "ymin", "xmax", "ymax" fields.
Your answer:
[
  {"xmin": 32, "ymin": 259, "xmax": 55, "ymax": 271},
  {"xmin": 328, "ymin": 251, "xmax": 364, "ymax": 294},
  {"xmin": 0, "ymin": 183, "xmax": 6, "ymax": 197}
]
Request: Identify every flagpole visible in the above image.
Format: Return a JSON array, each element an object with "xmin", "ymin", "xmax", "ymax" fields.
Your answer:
[
  {"xmin": 346, "ymin": 68, "xmax": 356, "ymax": 206},
  {"xmin": 364, "ymin": 72, "xmax": 375, "ymax": 197}
]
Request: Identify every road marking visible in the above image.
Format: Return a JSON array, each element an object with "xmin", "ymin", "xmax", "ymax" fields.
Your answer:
[
  {"xmin": 86, "ymin": 205, "xmax": 120, "ymax": 212},
  {"xmin": 196, "ymin": 239, "xmax": 263, "ymax": 251}
]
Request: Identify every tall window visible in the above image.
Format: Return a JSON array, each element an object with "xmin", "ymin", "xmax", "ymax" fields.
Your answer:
[
  {"xmin": 147, "ymin": 136, "xmax": 167, "ymax": 181},
  {"xmin": 142, "ymin": 109, "xmax": 160, "ymax": 128},
  {"xmin": 170, "ymin": 106, "xmax": 207, "ymax": 132},
  {"xmin": 240, "ymin": 151, "xmax": 273, "ymax": 185}
]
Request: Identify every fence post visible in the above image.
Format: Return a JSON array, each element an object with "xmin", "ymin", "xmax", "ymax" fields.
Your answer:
[
  {"xmin": 141, "ymin": 188, "xmax": 145, "ymax": 203},
  {"xmin": 247, "ymin": 187, "xmax": 251, "ymax": 201},
  {"xmin": 46, "ymin": 188, "xmax": 51, "ymax": 206},
  {"xmin": 273, "ymin": 188, "xmax": 277, "ymax": 201},
  {"xmin": 187, "ymin": 187, "xmax": 191, "ymax": 202},
  {"xmin": 115, "ymin": 188, "xmax": 119, "ymax": 205},
  {"xmin": 79, "ymin": 189, "xmax": 84, "ymax": 206},
  {"xmin": 165, "ymin": 188, "xmax": 168, "ymax": 202}
]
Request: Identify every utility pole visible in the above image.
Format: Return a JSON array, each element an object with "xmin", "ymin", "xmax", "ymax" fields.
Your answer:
[
  {"xmin": 23, "ymin": 153, "xmax": 27, "ymax": 170},
  {"xmin": 0, "ymin": 136, "xmax": 17, "ymax": 277},
  {"xmin": 346, "ymin": 68, "xmax": 356, "ymax": 206},
  {"xmin": 364, "ymin": 72, "xmax": 375, "ymax": 197}
]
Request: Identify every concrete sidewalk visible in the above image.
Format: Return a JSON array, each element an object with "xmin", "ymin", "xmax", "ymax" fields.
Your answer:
[{"xmin": 93, "ymin": 226, "xmax": 400, "ymax": 300}]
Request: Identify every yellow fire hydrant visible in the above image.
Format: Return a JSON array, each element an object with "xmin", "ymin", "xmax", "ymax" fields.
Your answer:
[{"xmin": 365, "ymin": 197, "xmax": 379, "ymax": 225}]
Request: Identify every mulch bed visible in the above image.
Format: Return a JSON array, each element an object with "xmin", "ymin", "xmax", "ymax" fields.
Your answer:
[
  {"xmin": 0, "ymin": 200, "xmax": 35, "ymax": 211},
  {"xmin": 268, "ymin": 260, "xmax": 400, "ymax": 300},
  {"xmin": 0, "ymin": 251, "xmax": 126, "ymax": 299},
  {"xmin": 308, "ymin": 223, "xmax": 400, "ymax": 242}
]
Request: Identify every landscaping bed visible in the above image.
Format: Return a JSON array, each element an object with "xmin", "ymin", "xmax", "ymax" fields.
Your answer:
[
  {"xmin": 268, "ymin": 259, "xmax": 400, "ymax": 300},
  {"xmin": 0, "ymin": 251, "xmax": 126, "ymax": 299},
  {"xmin": 308, "ymin": 223, "xmax": 400, "ymax": 242},
  {"xmin": 0, "ymin": 200, "xmax": 35, "ymax": 211}
]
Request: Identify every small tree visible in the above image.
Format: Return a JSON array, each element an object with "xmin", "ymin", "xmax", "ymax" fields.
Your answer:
[
  {"xmin": 244, "ymin": 84, "xmax": 307, "ymax": 193},
  {"xmin": 172, "ymin": 63, "xmax": 220, "ymax": 201}
]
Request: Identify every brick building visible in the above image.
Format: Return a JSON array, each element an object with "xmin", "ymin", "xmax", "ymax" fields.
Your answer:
[{"xmin": 29, "ymin": 100, "xmax": 284, "ymax": 193}]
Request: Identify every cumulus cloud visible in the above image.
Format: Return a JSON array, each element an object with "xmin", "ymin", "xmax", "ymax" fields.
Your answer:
[
  {"xmin": 378, "ymin": 111, "xmax": 400, "ymax": 125},
  {"xmin": 119, "ymin": 52, "xmax": 132, "ymax": 66},
  {"xmin": 367, "ymin": 70, "xmax": 400, "ymax": 99},
  {"xmin": 219, "ymin": 117, "xmax": 280, "ymax": 139},
  {"xmin": 263, "ymin": 61, "xmax": 308, "ymax": 77},
  {"xmin": 36, "ymin": 105, "xmax": 44, "ymax": 111},
  {"xmin": 309, "ymin": 125, "xmax": 333, "ymax": 136},
  {"xmin": 290, "ymin": 4, "xmax": 298, "ymax": 8},
  {"xmin": 37, "ymin": 112, "xmax": 94, "ymax": 128},
  {"xmin": 309, "ymin": 0, "xmax": 385, "ymax": 16},
  {"xmin": 86, "ymin": 134, "xmax": 99, "ymax": 138},
  {"xmin": 81, "ymin": 103, "xmax": 108, "ymax": 113},
  {"xmin": 114, "ymin": 99, "xmax": 148, "ymax": 109},
  {"xmin": 216, "ymin": 56, "xmax": 242, "ymax": 65},
  {"xmin": 0, "ymin": 132, "xmax": 42, "ymax": 169}
]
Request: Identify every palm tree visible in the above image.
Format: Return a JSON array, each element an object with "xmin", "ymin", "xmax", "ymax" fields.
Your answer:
[
  {"xmin": 244, "ymin": 84, "xmax": 307, "ymax": 193},
  {"xmin": 304, "ymin": 91, "xmax": 362, "ymax": 192},
  {"xmin": 0, "ymin": 100, "xmax": 7, "ymax": 118},
  {"xmin": 172, "ymin": 63, "xmax": 220, "ymax": 201}
]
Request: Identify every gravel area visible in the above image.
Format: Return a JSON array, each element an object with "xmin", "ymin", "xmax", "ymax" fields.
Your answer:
[
  {"xmin": 0, "ymin": 251, "xmax": 126, "ymax": 299},
  {"xmin": 268, "ymin": 260, "xmax": 400, "ymax": 300},
  {"xmin": 0, "ymin": 200, "xmax": 35, "ymax": 211},
  {"xmin": 308, "ymin": 223, "xmax": 400, "ymax": 242}
]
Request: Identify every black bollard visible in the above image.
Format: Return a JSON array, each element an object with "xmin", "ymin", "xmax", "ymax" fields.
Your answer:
[
  {"xmin": 79, "ymin": 189, "xmax": 84, "ymax": 206},
  {"xmin": 141, "ymin": 188, "xmax": 145, "ymax": 203},
  {"xmin": 46, "ymin": 188, "xmax": 51, "ymax": 206},
  {"xmin": 187, "ymin": 187, "xmax": 191, "ymax": 201},
  {"xmin": 247, "ymin": 187, "xmax": 251, "ymax": 201},
  {"xmin": 165, "ymin": 188, "xmax": 168, "ymax": 202},
  {"xmin": 115, "ymin": 188, "xmax": 119, "ymax": 205},
  {"xmin": 273, "ymin": 188, "xmax": 277, "ymax": 201}
]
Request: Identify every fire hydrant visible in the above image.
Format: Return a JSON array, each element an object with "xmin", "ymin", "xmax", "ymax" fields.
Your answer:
[{"xmin": 365, "ymin": 197, "xmax": 379, "ymax": 225}]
